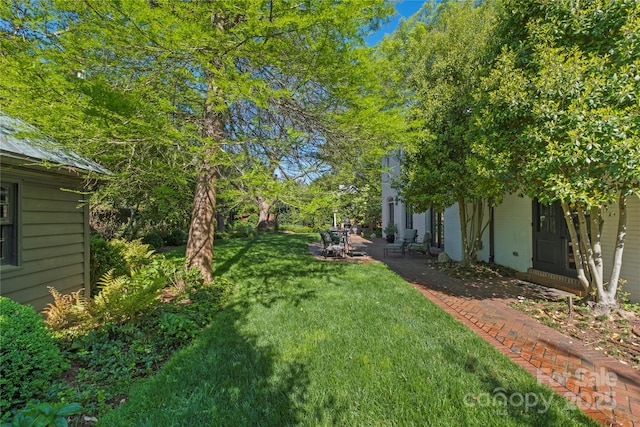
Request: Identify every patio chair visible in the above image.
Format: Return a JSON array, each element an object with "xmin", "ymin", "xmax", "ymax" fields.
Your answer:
[
  {"xmin": 407, "ymin": 232, "xmax": 432, "ymax": 257},
  {"xmin": 407, "ymin": 232, "xmax": 443, "ymax": 257},
  {"xmin": 320, "ymin": 231, "xmax": 345, "ymax": 258},
  {"xmin": 383, "ymin": 228, "xmax": 417, "ymax": 257}
]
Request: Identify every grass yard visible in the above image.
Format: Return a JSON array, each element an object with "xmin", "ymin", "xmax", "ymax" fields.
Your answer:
[{"xmin": 98, "ymin": 233, "xmax": 597, "ymax": 426}]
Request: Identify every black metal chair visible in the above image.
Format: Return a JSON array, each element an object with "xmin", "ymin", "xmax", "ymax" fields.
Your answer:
[{"xmin": 320, "ymin": 231, "xmax": 345, "ymax": 258}]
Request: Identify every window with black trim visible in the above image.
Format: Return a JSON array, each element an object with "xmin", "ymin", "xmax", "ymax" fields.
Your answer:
[
  {"xmin": 0, "ymin": 182, "xmax": 17, "ymax": 266},
  {"xmin": 405, "ymin": 207, "xmax": 413, "ymax": 229}
]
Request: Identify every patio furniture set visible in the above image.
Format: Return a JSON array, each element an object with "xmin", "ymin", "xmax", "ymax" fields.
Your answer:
[
  {"xmin": 384, "ymin": 230, "xmax": 439, "ymax": 257},
  {"xmin": 319, "ymin": 229, "xmax": 368, "ymax": 258}
]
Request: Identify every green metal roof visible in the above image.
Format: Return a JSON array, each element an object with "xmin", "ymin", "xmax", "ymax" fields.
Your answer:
[{"xmin": 0, "ymin": 112, "xmax": 110, "ymax": 175}]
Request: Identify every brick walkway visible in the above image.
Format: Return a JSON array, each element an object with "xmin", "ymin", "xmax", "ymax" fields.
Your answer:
[{"xmin": 311, "ymin": 235, "xmax": 640, "ymax": 426}]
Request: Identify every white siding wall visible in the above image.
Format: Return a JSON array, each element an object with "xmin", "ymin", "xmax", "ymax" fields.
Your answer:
[
  {"xmin": 476, "ymin": 203, "xmax": 492, "ymax": 263},
  {"xmin": 381, "ymin": 154, "xmax": 400, "ymax": 236},
  {"xmin": 381, "ymin": 154, "xmax": 639, "ymax": 303},
  {"xmin": 444, "ymin": 204, "xmax": 462, "ymax": 261},
  {"xmin": 381, "ymin": 153, "xmax": 430, "ymax": 241},
  {"xmin": 600, "ymin": 195, "xmax": 640, "ymax": 303},
  {"xmin": 412, "ymin": 212, "xmax": 430, "ymax": 243},
  {"xmin": 493, "ymin": 194, "xmax": 534, "ymax": 273}
]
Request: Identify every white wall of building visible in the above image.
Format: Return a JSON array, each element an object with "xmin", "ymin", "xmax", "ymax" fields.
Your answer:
[
  {"xmin": 489, "ymin": 194, "xmax": 639, "ymax": 303},
  {"xmin": 381, "ymin": 153, "xmax": 400, "ymax": 236},
  {"xmin": 492, "ymin": 194, "xmax": 534, "ymax": 273},
  {"xmin": 443, "ymin": 204, "xmax": 462, "ymax": 261},
  {"xmin": 381, "ymin": 153, "xmax": 430, "ymax": 241},
  {"xmin": 600, "ymin": 195, "xmax": 640, "ymax": 303},
  {"xmin": 411, "ymin": 212, "xmax": 430, "ymax": 244},
  {"xmin": 381, "ymin": 151, "xmax": 639, "ymax": 303}
]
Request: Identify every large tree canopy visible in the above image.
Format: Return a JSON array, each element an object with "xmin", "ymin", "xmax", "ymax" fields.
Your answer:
[
  {"xmin": 383, "ymin": 0, "xmax": 502, "ymax": 266},
  {"xmin": 1, "ymin": 0, "xmax": 401, "ymax": 281},
  {"xmin": 475, "ymin": 0, "xmax": 640, "ymax": 308}
]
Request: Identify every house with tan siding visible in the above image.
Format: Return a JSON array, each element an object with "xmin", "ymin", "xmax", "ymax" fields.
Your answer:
[{"xmin": 0, "ymin": 113, "xmax": 108, "ymax": 311}]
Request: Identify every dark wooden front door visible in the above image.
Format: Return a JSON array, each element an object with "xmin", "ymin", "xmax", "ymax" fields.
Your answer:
[{"xmin": 532, "ymin": 201, "xmax": 577, "ymax": 277}]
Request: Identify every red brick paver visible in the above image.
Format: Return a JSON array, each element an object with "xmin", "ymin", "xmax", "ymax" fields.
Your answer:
[{"xmin": 312, "ymin": 236, "xmax": 640, "ymax": 426}]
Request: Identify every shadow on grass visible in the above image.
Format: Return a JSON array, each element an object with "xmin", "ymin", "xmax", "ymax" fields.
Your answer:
[
  {"xmin": 99, "ymin": 297, "xmax": 315, "ymax": 425},
  {"xmin": 100, "ymin": 233, "xmax": 347, "ymax": 425},
  {"xmin": 440, "ymin": 341, "xmax": 592, "ymax": 426},
  {"xmin": 214, "ymin": 233, "xmax": 350, "ymax": 288}
]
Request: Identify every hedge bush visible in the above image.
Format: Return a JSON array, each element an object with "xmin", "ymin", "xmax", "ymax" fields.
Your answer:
[
  {"xmin": 165, "ymin": 228, "xmax": 188, "ymax": 246},
  {"xmin": 141, "ymin": 231, "xmax": 164, "ymax": 250},
  {"xmin": 0, "ymin": 297, "xmax": 66, "ymax": 416},
  {"xmin": 90, "ymin": 235, "xmax": 128, "ymax": 295}
]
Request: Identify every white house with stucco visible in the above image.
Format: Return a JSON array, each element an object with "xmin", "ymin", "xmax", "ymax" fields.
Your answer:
[{"xmin": 382, "ymin": 152, "xmax": 640, "ymax": 303}]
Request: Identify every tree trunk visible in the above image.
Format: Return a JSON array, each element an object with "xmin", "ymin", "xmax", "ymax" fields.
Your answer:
[
  {"xmin": 185, "ymin": 81, "xmax": 226, "ymax": 283},
  {"xmin": 257, "ymin": 197, "xmax": 270, "ymax": 230},
  {"xmin": 458, "ymin": 197, "xmax": 491, "ymax": 267},
  {"xmin": 458, "ymin": 197, "xmax": 471, "ymax": 267},
  {"xmin": 561, "ymin": 201, "xmax": 590, "ymax": 293},
  {"xmin": 186, "ymin": 162, "xmax": 217, "ymax": 283},
  {"xmin": 602, "ymin": 194, "xmax": 627, "ymax": 307}
]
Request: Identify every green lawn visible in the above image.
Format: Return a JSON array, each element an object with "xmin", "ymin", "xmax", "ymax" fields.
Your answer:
[{"xmin": 98, "ymin": 233, "xmax": 596, "ymax": 426}]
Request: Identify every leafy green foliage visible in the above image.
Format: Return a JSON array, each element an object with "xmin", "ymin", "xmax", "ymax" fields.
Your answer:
[
  {"xmin": 478, "ymin": 0, "xmax": 640, "ymax": 303},
  {"xmin": 108, "ymin": 239, "xmax": 156, "ymax": 273},
  {"xmin": 1, "ymin": 402, "xmax": 82, "ymax": 427},
  {"xmin": 91, "ymin": 269, "xmax": 165, "ymax": 325},
  {"xmin": 157, "ymin": 313, "xmax": 198, "ymax": 348},
  {"xmin": 393, "ymin": 1, "xmax": 504, "ymax": 213},
  {"xmin": 385, "ymin": 1, "xmax": 502, "ymax": 265},
  {"xmin": 163, "ymin": 228, "xmax": 188, "ymax": 246},
  {"xmin": 1, "ymin": 0, "xmax": 401, "ymax": 284},
  {"xmin": 52, "ymin": 277, "xmax": 231, "ymax": 418},
  {"xmin": 278, "ymin": 225, "xmax": 316, "ymax": 233},
  {"xmin": 89, "ymin": 236, "xmax": 128, "ymax": 295},
  {"xmin": 141, "ymin": 232, "xmax": 163, "ymax": 251},
  {"xmin": 0, "ymin": 298, "xmax": 66, "ymax": 416}
]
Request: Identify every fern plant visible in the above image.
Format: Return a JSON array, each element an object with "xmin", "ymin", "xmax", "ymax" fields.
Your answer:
[
  {"xmin": 42, "ymin": 287, "xmax": 89, "ymax": 331},
  {"xmin": 109, "ymin": 239, "xmax": 155, "ymax": 275},
  {"xmin": 91, "ymin": 269, "xmax": 165, "ymax": 324}
]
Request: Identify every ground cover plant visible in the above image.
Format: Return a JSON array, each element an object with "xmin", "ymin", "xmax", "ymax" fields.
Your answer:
[
  {"xmin": 0, "ymin": 239, "xmax": 231, "ymax": 427},
  {"xmin": 98, "ymin": 233, "xmax": 597, "ymax": 426}
]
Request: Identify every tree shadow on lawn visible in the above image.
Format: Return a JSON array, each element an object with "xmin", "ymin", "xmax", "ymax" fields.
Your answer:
[
  {"xmin": 214, "ymin": 234, "xmax": 352, "ymax": 301},
  {"xmin": 100, "ymin": 301, "xmax": 310, "ymax": 425},
  {"xmin": 439, "ymin": 340, "xmax": 597, "ymax": 426},
  {"xmin": 100, "ymin": 233, "xmax": 351, "ymax": 425}
]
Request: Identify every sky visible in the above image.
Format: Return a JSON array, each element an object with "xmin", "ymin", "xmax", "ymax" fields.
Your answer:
[{"xmin": 365, "ymin": 0, "xmax": 428, "ymax": 46}]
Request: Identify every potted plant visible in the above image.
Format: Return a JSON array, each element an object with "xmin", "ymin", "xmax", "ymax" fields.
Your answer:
[{"xmin": 384, "ymin": 223, "xmax": 398, "ymax": 243}]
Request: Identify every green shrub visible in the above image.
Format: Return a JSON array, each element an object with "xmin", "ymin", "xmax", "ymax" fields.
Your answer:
[
  {"xmin": 0, "ymin": 297, "xmax": 66, "ymax": 416},
  {"xmin": 245, "ymin": 214, "xmax": 259, "ymax": 228},
  {"xmin": 90, "ymin": 235, "xmax": 127, "ymax": 295},
  {"xmin": 165, "ymin": 228, "xmax": 188, "ymax": 246},
  {"xmin": 157, "ymin": 312, "xmax": 198, "ymax": 348},
  {"xmin": 141, "ymin": 231, "xmax": 164, "ymax": 250},
  {"xmin": 91, "ymin": 269, "xmax": 166, "ymax": 324},
  {"xmin": 2, "ymin": 401, "xmax": 82, "ymax": 427},
  {"xmin": 109, "ymin": 239, "xmax": 155, "ymax": 274},
  {"xmin": 278, "ymin": 225, "xmax": 315, "ymax": 233}
]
